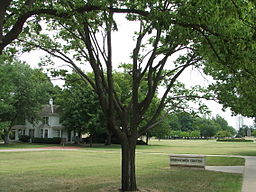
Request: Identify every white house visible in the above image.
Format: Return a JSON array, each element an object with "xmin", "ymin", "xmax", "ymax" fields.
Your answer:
[{"xmin": 10, "ymin": 99, "xmax": 75, "ymax": 142}]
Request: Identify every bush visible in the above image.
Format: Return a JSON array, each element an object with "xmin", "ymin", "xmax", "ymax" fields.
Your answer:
[
  {"xmin": 19, "ymin": 135, "xmax": 31, "ymax": 142},
  {"xmin": 32, "ymin": 137, "xmax": 61, "ymax": 144},
  {"xmin": 217, "ymin": 138, "xmax": 254, "ymax": 142},
  {"xmin": 252, "ymin": 130, "xmax": 256, "ymax": 137},
  {"xmin": 81, "ymin": 137, "xmax": 105, "ymax": 144},
  {"xmin": 215, "ymin": 130, "xmax": 232, "ymax": 138},
  {"xmin": 93, "ymin": 138, "xmax": 105, "ymax": 143},
  {"xmin": 82, "ymin": 137, "xmax": 148, "ymax": 145}
]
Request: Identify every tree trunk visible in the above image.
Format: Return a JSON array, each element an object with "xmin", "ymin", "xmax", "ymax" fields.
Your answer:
[
  {"xmin": 146, "ymin": 133, "xmax": 149, "ymax": 145},
  {"xmin": 68, "ymin": 131, "xmax": 71, "ymax": 142},
  {"xmin": 105, "ymin": 132, "xmax": 112, "ymax": 145},
  {"xmin": 3, "ymin": 129, "xmax": 9, "ymax": 144},
  {"xmin": 89, "ymin": 135, "xmax": 93, "ymax": 147},
  {"xmin": 121, "ymin": 139, "xmax": 137, "ymax": 191}
]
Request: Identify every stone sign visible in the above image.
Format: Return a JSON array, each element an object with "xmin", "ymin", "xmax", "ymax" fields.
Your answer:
[{"xmin": 169, "ymin": 154, "xmax": 205, "ymax": 168}]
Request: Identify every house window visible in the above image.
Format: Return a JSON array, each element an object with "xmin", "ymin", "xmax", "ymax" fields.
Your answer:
[
  {"xmin": 22, "ymin": 129, "xmax": 26, "ymax": 135},
  {"xmin": 40, "ymin": 129, "xmax": 43, "ymax": 138},
  {"xmin": 44, "ymin": 129, "xmax": 48, "ymax": 138},
  {"xmin": 43, "ymin": 117, "xmax": 49, "ymax": 125},
  {"xmin": 55, "ymin": 130, "xmax": 61, "ymax": 137}
]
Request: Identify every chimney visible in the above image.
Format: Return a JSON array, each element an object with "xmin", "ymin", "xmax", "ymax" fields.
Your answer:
[{"xmin": 49, "ymin": 98, "xmax": 54, "ymax": 113}]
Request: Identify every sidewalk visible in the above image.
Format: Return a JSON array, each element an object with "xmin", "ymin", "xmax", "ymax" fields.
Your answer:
[
  {"xmin": 205, "ymin": 165, "xmax": 244, "ymax": 174},
  {"xmin": 241, "ymin": 156, "xmax": 256, "ymax": 192},
  {"xmin": 205, "ymin": 154, "xmax": 256, "ymax": 192}
]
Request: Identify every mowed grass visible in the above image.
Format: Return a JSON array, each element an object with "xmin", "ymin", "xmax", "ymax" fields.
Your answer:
[
  {"xmin": 0, "ymin": 150, "xmax": 242, "ymax": 192},
  {"xmin": 206, "ymin": 156, "xmax": 245, "ymax": 166},
  {"xmin": 0, "ymin": 143, "xmax": 60, "ymax": 149},
  {"xmin": 136, "ymin": 139, "xmax": 256, "ymax": 156},
  {"xmin": 1, "ymin": 139, "xmax": 256, "ymax": 156}
]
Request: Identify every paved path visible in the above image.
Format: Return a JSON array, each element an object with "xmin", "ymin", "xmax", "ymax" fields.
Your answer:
[
  {"xmin": 189, "ymin": 154, "xmax": 256, "ymax": 192},
  {"xmin": 205, "ymin": 165, "xmax": 244, "ymax": 174},
  {"xmin": 0, "ymin": 148, "xmax": 255, "ymax": 192},
  {"xmin": 241, "ymin": 156, "xmax": 256, "ymax": 192}
]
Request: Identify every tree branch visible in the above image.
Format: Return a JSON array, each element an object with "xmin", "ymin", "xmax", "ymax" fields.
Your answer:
[{"xmin": 139, "ymin": 55, "xmax": 200, "ymax": 136}]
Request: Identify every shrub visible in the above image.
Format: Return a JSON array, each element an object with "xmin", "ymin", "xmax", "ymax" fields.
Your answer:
[
  {"xmin": 215, "ymin": 130, "xmax": 232, "ymax": 138},
  {"xmin": 252, "ymin": 130, "xmax": 256, "ymax": 137},
  {"xmin": 82, "ymin": 137, "xmax": 148, "ymax": 145},
  {"xmin": 93, "ymin": 138, "xmax": 105, "ymax": 143},
  {"xmin": 32, "ymin": 137, "xmax": 61, "ymax": 144},
  {"xmin": 19, "ymin": 135, "xmax": 31, "ymax": 142},
  {"xmin": 217, "ymin": 138, "xmax": 254, "ymax": 142}
]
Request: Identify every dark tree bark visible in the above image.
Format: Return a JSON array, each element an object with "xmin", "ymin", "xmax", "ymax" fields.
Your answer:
[
  {"xmin": 3, "ymin": 129, "xmax": 10, "ymax": 144},
  {"xmin": 121, "ymin": 138, "xmax": 137, "ymax": 191},
  {"xmin": 146, "ymin": 133, "xmax": 149, "ymax": 145},
  {"xmin": 105, "ymin": 130, "xmax": 112, "ymax": 145},
  {"xmin": 89, "ymin": 135, "xmax": 93, "ymax": 147}
]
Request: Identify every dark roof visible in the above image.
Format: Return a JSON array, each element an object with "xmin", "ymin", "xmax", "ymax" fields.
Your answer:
[
  {"xmin": 39, "ymin": 105, "xmax": 60, "ymax": 116},
  {"xmin": 11, "ymin": 125, "xmax": 27, "ymax": 129}
]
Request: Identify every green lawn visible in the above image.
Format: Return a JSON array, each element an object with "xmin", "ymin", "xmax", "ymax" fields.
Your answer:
[
  {"xmin": 139, "ymin": 139, "xmax": 256, "ymax": 156},
  {"xmin": 206, "ymin": 156, "xmax": 245, "ymax": 166},
  {"xmin": 1, "ymin": 139, "xmax": 256, "ymax": 156},
  {"xmin": 0, "ymin": 150, "xmax": 242, "ymax": 192},
  {"xmin": 0, "ymin": 143, "xmax": 60, "ymax": 149},
  {"xmin": 0, "ymin": 139, "xmax": 251, "ymax": 191}
]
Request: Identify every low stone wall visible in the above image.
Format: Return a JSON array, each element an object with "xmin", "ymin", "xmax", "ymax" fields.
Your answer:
[{"xmin": 169, "ymin": 154, "xmax": 205, "ymax": 168}]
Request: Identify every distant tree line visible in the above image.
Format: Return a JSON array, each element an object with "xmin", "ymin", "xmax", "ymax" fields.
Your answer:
[{"xmin": 147, "ymin": 112, "xmax": 237, "ymax": 141}]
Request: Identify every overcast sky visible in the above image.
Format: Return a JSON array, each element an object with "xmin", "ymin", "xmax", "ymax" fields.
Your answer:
[{"xmin": 19, "ymin": 16, "xmax": 254, "ymax": 129}]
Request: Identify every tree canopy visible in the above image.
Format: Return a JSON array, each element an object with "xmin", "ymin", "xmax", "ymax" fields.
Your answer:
[
  {"xmin": 200, "ymin": 0, "xmax": 256, "ymax": 118},
  {"xmin": 57, "ymin": 73, "xmax": 105, "ymax": 142},
  {"xmin": 0, "ymin": 59, "xmax": 53, "ymax": 143}
]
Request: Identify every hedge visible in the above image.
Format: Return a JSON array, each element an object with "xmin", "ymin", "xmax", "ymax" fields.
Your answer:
[
  {"xmin": 82, "ymin": 137, "xmax": 147, "ymax": 145},
  {"xmin": 32, "ymin": 137, "xmax": 61, "ymax": 144},
  {"xmin": 19, "ymin": 135, "xmax": 30, "ymax": 142},
  {"xmin": 217, "ymin": 138, "xmax": 254, "ymax": 142}
]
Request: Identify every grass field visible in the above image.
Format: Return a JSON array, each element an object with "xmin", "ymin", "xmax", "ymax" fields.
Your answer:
[
  {"xmin": 0, "ymin": 151, "xmax": 242, "ymax": 192},
  {"xmin": 139, "ymin": 139, "xmax": 256, "ymax": 156},
  {"xmin": 1, "ymin": 139, "xmax": 255, "ymax": 156},
  {"xmin": 0, "ymin": 143, "xmax": 59, "ymax": 149},
  {"xmin": 64, "ymin": 139, "xmax": 256, "ymax": 156},
  {"xmin": 0, "ymin": 139, "xmax": 250, "ymax": 192}
]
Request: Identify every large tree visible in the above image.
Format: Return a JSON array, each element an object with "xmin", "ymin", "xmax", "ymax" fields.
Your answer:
[
  {"xmin": 7, "ymin": 0, "xmax": 254, "ymax": 191},
  {"xmin": 0, "ymin": 59, "xmax": 52, "ymax": 143},
  {"xmin": 193, "ymin": 117, "xmax": 220, "ymax": 138},
  {"xmin": 212, "ymin": 115, "xmax": 236, "ymax": 136},
  {"xmin": 0, "ymin": 0, "xmax": 50, "ymax": 54},
  {"xmin": 201, "ymin": 0, "xmax": 256, "ymax": 118},
  {"xmin": 57, "ymin": 73, "xmax": 105, "ymax": 144},
  {"xmin": 0, "ymin": 0, "xmax": 123, "ymax": 54}
]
